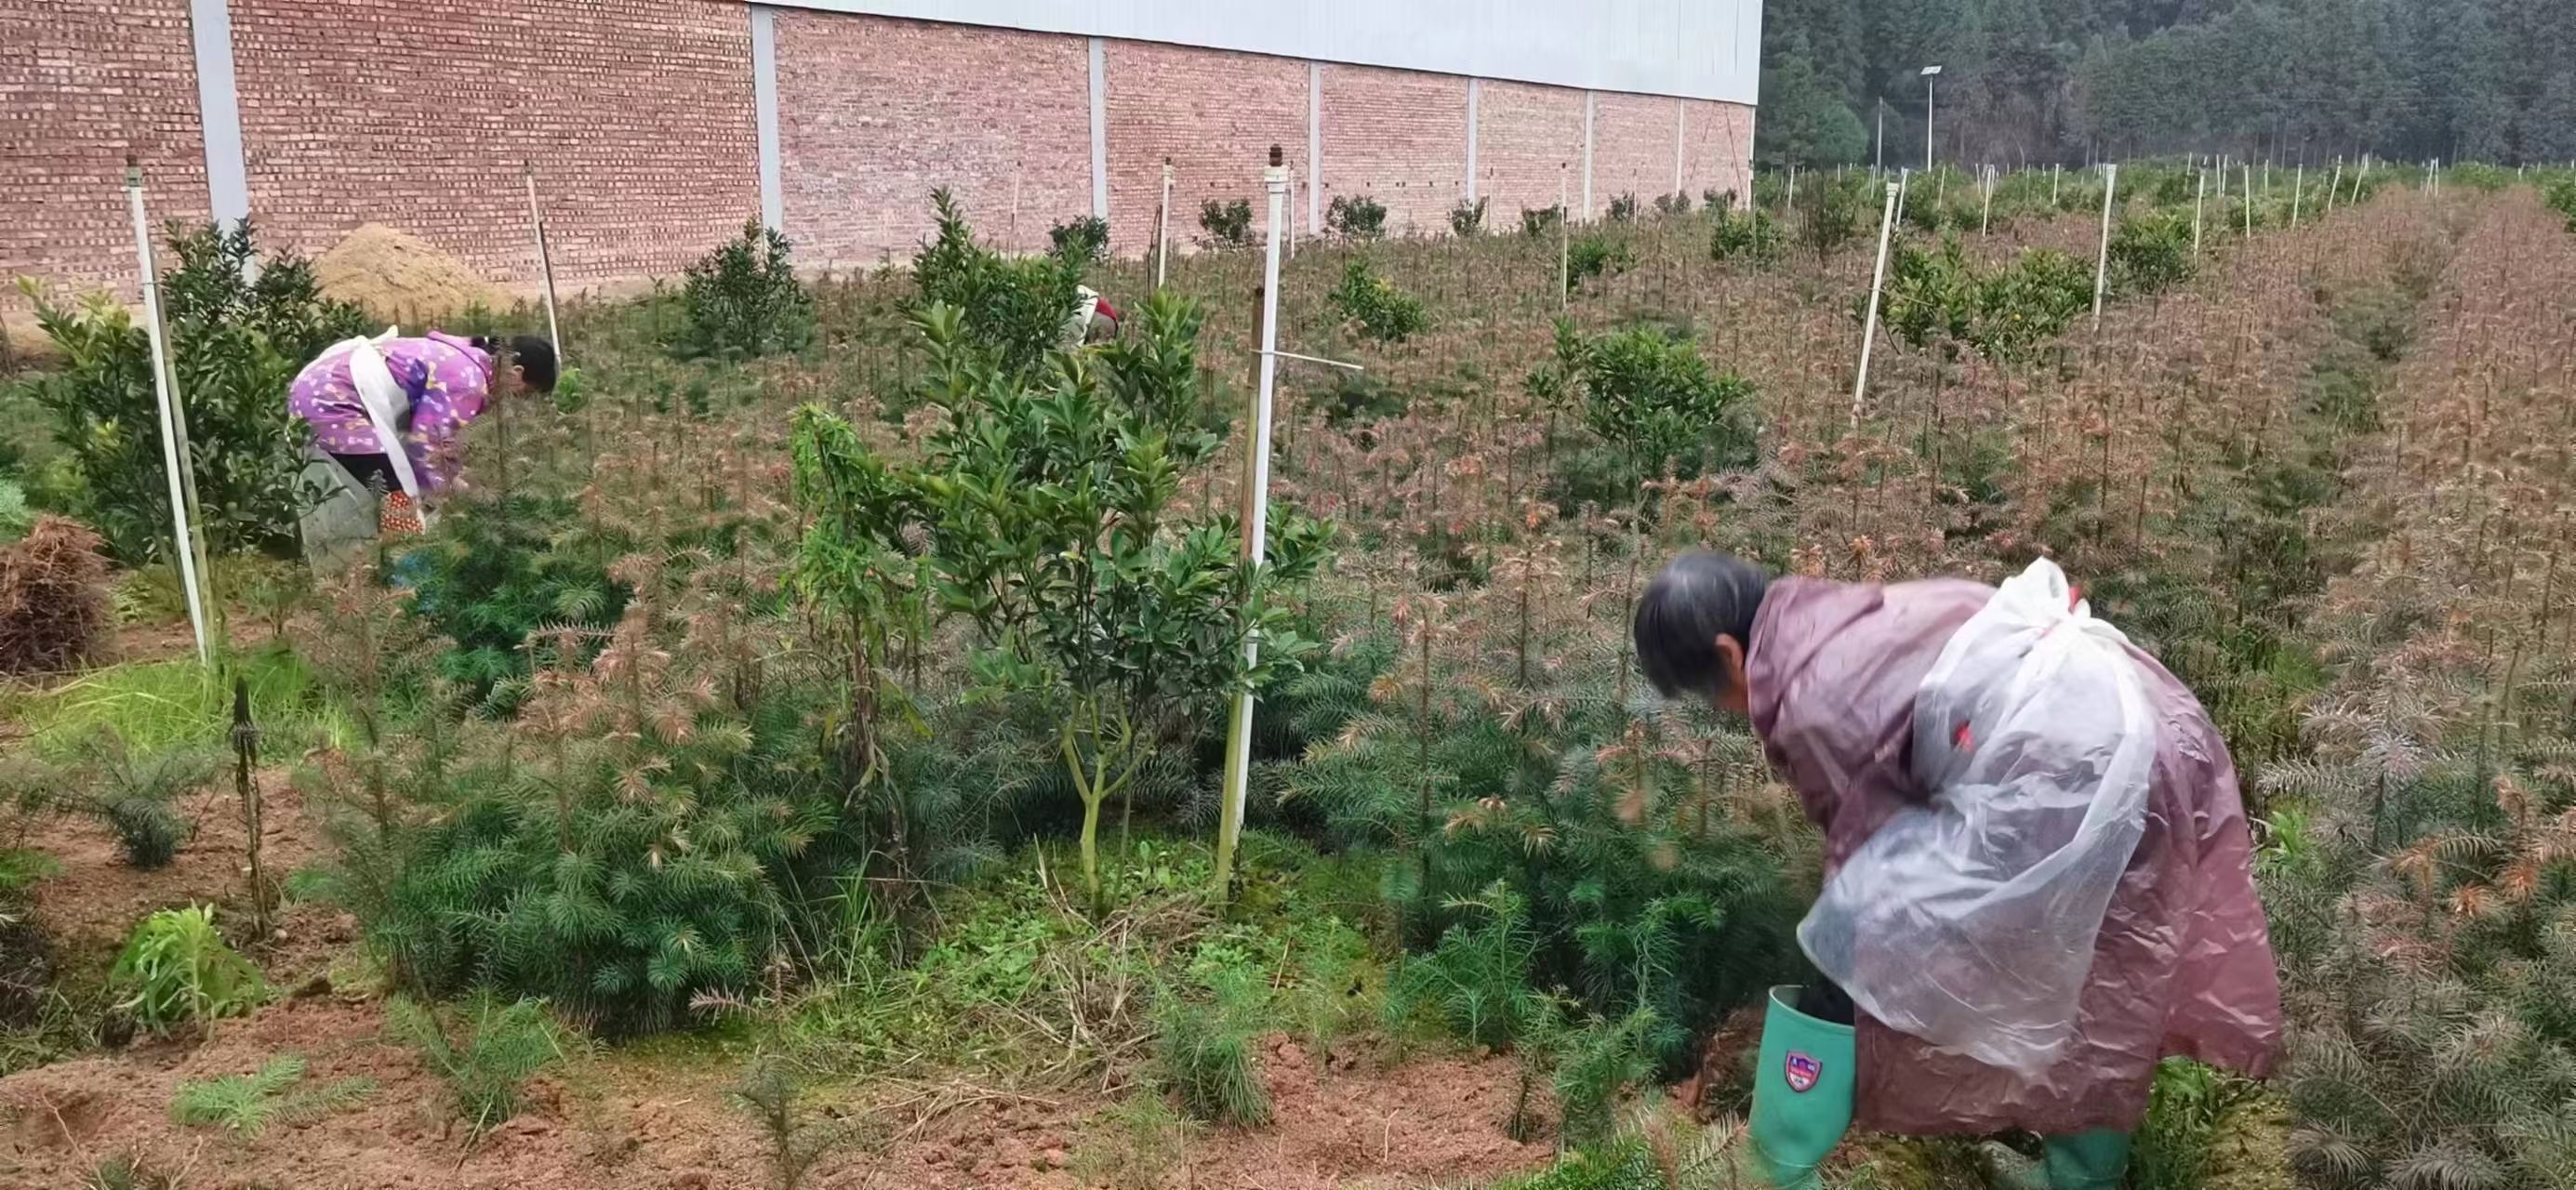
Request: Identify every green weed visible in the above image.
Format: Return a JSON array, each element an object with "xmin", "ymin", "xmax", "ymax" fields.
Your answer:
[{"xmin": 111, "ymin": 905, "xmax": 264, "ymax": 1034}]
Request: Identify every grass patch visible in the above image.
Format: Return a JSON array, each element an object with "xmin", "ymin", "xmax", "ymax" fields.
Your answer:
[{"xmin": 5, "ymin": 643, "xmax": 352, "ymax": 759}]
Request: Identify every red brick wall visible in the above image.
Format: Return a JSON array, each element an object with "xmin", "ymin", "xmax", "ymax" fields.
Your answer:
[
  {"xmin": 1682, "ymin": 99, "xmax": 1757, "ymax": 208},
  {"xmin": 1104, "ymin": 41, "xmax": 1308, "ymax": 256},
  {"xmin": 1319, "ymin": 64, "xmax": 1466, "ymax": 238},
  {"xmin": 3, "ymin": 5, "xmax": 1759, "ymax": 307},
  {"xmin": 1592, "ymin": 92, "xmax": 1678, "ymax": 217},
  {"xmin": 776, "ymin": 10, "xmax": 1089, "ymax": 270},
  {"xmin": 1475, "ymin": 80, "xmax": 1583, "ymax": 225},
  {"xmin": 1, "ymin": 0, "xmax": 209, "ymax": 310},
  {"xmin": 226, "ymin": 0, "xmax": 758, "ymax": 290}
]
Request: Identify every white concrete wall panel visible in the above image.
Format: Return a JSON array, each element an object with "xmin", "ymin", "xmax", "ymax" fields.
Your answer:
[{"xmin": 761, "ymin": 0, "xmax": 1760, "ymax": 104}]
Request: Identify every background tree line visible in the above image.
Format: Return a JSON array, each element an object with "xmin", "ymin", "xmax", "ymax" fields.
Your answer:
[{"xmin": 1756, "ymin": 0, "xmax": 2576, "ymax": 168}]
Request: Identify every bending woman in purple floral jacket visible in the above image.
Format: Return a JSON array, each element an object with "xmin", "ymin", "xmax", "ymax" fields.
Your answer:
[{"xmin": 287, "ymin": 331, "xmax": 555, "ymax": 533}]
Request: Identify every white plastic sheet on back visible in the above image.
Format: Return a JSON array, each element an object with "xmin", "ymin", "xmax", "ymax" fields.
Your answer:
[{"xmin": 1796, "ymin": 559, "xmax": 2158, "ymax": 1075}]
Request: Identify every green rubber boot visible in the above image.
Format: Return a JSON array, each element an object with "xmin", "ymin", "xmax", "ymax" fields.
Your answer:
[
  {"xmin": 2042, "ymin": 1130, "xmax": 2131, "ymax": 1189},
  {"xmin": 1749, "ymin": 985, "xmax": 1856, "ymax": 1188}
]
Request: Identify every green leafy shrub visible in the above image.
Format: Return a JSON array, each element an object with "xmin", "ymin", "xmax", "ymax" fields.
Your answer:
[
  {"xmin": 111, "ymin": 906, "xmax": 264, "ymax": 1033},
  {"xmin": 1968, "ymin": 248, "xmax": 2095, "ymax": 364},
  {"xmin": 1197, "ymin": 198, "xmax": 1255, "ymax": 249},
  {"xmin": 792, "ymin": 292, "xmax": 1330, "ymax": 908},
  {"xmin": 1157, "ymin": 963, "xmax": 1272, "ymax": 1125},
  {"xmin": 916, "ymin": 190, "xmax": 1086, "ymax": 377},
  {"xmin": 171, "ymin": 1054, "xmax": 373, "ymax": 1139},
  {"xmin": 2545, "ymin": 178, "xmax": 2576, "ymax": 231},
  {"xmin": 15, "ymin": 221, "xmax": 366, "ymax": 562},
  {"xmin": 1521, "ymin": 205, "xmax": 1565, "ymax": 238},
  {"xmin": 1799, "ymin": 178, "xmax": 1867, "ymax": 262},
  {"xmin": 1547, "ymin": 320, "xmax": 1759, "ymax": 483},
  {"xmin": 1708, "ymin": 210, "xmax": 1783, "ymax": 266},
  {"xmin": 1449, "ymin": 197, "xmax": 1489, "ymax": 236},
  {"xmin": 2109, "ymin": 210, "xmax": 2198, "ymax": 298},
  {"xmin": 1048, "ymin": 215, "xmax": 1110, "ymax": 265},
  {"xmin": 1565, "ymin": 232, "xmax": 1635, "ymax": 295},
  {"xmin": 385, "ymin": 995, "xmax": 564, "ymax": 1144},
  {"xmin": 1327, "ymin": 261, "xmax": 1428, "ymax": 342},
  {"xmin": 1606, "ymin": 193, "xmax": 1640, "ymax": 222},
  {"xmin": 1869, "ymin": 236, "xmax": 1977, "ymax": 350},
  {"xmin": 0, "ymin": 478, "xmax": 30, "ymax": 546},
  {"xmin": 1325, "ymin": 194, "xmax": 1388, "ymax": 241},
  {"xmin": 674, "ymin": 219, "xmax": 814, "ymax": 361}
]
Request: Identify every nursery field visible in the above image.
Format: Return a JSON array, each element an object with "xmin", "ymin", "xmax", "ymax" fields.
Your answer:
[{"xmin": 1, "ymin": 164, "xmax": 2572, "ymax": 1190}]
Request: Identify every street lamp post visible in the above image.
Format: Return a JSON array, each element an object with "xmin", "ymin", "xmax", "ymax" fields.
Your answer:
[{"xmin": 1921, "ymin": 66, "xmax": 1944, "ymax": 176}]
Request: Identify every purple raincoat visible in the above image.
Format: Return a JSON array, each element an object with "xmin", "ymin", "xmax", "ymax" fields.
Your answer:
[
  {"xmin": 1747, "ymin": 575, "xmax": 2281, "ymax": 1134},
  {"xmin": 287, "ymin": 331, "xmax": 493, "ymax": 493}
]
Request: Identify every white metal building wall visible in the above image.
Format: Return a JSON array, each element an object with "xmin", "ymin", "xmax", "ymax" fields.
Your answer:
[{"xmin": 757, "ymin": 0, "xmax": 1763, "ymax": 105}]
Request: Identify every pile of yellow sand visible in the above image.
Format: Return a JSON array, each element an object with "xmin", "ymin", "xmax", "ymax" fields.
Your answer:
[{"xmin": 313, "ymin": 224, "xmax": 509, "ymax": 320}]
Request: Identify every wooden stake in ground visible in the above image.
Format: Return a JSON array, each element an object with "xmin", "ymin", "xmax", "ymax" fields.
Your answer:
[
  {"xmin": 1849, "ymin": 181, "xmax": 1901, "ymax": 428},
  {"xmin": 232, "ymin": 678, "xmax": 269, "ymax": 938}
]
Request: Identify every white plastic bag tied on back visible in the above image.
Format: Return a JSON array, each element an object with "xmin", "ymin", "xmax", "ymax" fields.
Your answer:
[{"xmin": 1796, "ymin": 559, "xmax": 2157, "ymax": 1074}]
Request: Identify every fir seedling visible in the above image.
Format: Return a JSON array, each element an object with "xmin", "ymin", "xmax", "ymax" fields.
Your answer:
[{"xmin": 171, "ymin": 1053, "xmax": 374, "ymax": 1139}]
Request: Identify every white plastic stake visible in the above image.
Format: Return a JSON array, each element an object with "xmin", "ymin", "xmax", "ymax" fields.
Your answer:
[
  {"xmin": 1849, "ymin": 181, "xmax": 1900, "ymax": 428},
  {"xmin": 2243, "ymin": 165, "xmax": 2254, "ymax": 240},
  {"xmin": 1981, "ymin": 165, "xmax": 1994, "ymax": 235},
  {"xmin": 2291, "ymin": 164, "xmax": 2304, "ymax": 230},
  {"xmin": 2092, "ymin": 163, "xmax": 2118, "ymax": 331},
  {"xmin": 1155, "ymin": 160, "xmax": 1174, "ymax": 288},
  {"xmin": 1896, "ymin": 167, "xmax": 1911, "ymax": 225},
  {"xmin": 1786, "ymin": 165, "xmax": 1797, "ymax": 216},
  {"xmin": 2193, "ymin": 168, "xmax": 2205, "ymax": 255},
  {"xmin": 1214, "ymin": 147, "xmax": 1292, "ymax": 903},
  {"xmin": 127, "ymin": 166, "xmax": 209, "ymax": 665},
  {"xmin": 524, "ymin": 165, "xmax": 562, "ymax": 363},
  {"xmin": 2052, "ymin": 163, "xmax": 2061, "ymax": 205}
]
